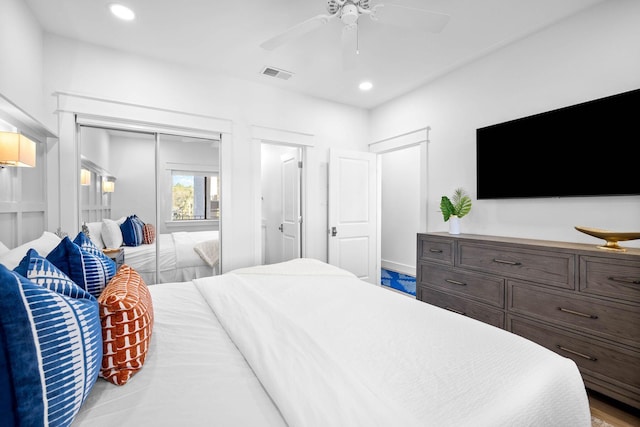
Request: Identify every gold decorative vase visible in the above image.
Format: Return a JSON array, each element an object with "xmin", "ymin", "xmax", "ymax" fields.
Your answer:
[{"xmin": 575, "ymin": 226, "xmax": 640, "ymax": 252}]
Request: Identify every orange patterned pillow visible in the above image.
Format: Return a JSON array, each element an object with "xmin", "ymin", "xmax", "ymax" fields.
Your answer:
[
  {"xmin": 143, "ymin": 223, "xmax": 155, "ymax": 244},
  {"xmin": 97, "ymin": 265, "xmax": 154, "ymax": 385}
]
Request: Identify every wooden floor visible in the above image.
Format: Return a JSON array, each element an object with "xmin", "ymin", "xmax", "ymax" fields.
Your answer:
[{"xmin": 588, "ymin": 390, "xmax": 640, "ymax": 427}]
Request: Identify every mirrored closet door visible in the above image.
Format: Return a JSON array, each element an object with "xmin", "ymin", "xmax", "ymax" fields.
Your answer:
[{"xmin": 78, "ymin": 125, "xmax": 221, "ymax": 284}]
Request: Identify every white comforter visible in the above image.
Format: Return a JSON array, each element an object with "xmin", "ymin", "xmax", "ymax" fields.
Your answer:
[
  {"xmin": 194, "ymin": 258, "xmax": 592, "ymax": 427},
  {"xmin": 75, "ymin": 258, "xmax": 591, "ymax": 427}
]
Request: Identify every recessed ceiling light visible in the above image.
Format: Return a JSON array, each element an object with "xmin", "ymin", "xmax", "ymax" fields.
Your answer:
[
  {"xmin": 109, "ymin": 3, "xmax": 135, "ymax": 21},
  {"xmin": 359, "ymin": 81, "xmax": 373, "ymax": 91}
]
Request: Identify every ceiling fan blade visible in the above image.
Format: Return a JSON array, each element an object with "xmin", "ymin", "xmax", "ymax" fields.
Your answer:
[
  {"xmin": 341, "ymin": 24, "xmax": 359, "ymax": 71},
  {"xmin": 260, "ymin": 14, "xmax": 334, "ymax": 50},
  {"xmin": 373, "ymin": 4, "xmax": 450, "ymax": 34}
]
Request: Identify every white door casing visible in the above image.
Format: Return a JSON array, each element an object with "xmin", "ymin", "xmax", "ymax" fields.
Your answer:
[{"xmin": 328, "ymin": 149, "xmax": 378, "ymax": 283}]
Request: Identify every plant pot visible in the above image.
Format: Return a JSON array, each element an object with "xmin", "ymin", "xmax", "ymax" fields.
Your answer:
[{"xmin": 448, "ymin": 216, "xmax": 460, "ymax": 235}]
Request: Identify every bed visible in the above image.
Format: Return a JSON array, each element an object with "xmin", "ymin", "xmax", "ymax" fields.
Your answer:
[
  {"xmin": 83, "ymin": 218, "xmax": 219, "ymax": 284},
  {"xmin": 121, "ymin": 230, "xmax": 219, "ymax": 284},
  {"xmin": 69, "ymin": 258, "xmax": 591, "ymax": 427}
]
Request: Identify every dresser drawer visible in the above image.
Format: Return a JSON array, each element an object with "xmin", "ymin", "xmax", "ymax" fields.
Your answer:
[
  {"xmin": 580, "ymin": 256, "xmax": 640, "ymax": 303},
  {"xmin": 508, "ymin": 281, "xmax": 640, "ymax": 348},
  {"xmin": 458, "ymin": 242, "xmax": 575, "ymax": 289},
  {"xmin": 509, "ymin": 316, "xmax": 640, "ymax": 403},
  {"xmin": 418, "ymin": 235, "xmax": 454, "ymax": 266},
  {"xmin": 418, "ymin": 286, "xmax": 504, "ymax": 329},
  {"xmin": 419, "ymin": 263, "xmax": 504, "ymax": 308}
]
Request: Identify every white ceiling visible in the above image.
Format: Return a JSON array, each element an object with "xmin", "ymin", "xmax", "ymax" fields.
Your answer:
[{"xmin": 24, "ymin": 0, "xmax": 605, "ymax": 109}]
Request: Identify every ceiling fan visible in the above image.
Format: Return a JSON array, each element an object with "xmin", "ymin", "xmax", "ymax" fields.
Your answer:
[{"xmin": 260, "ymin": 0, "xmax": 450, "ymax": 68}]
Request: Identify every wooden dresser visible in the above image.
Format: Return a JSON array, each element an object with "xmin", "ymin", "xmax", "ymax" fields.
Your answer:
[{"xmin": 416, "ymin": 232, "xmax": 640, "ymax": 409}]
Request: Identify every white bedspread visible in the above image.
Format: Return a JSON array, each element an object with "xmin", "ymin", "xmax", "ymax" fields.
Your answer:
[
  {"xmin": 194, "ymin": 258, "xmax": 592, "ymax": 427},
  {"xmin": 75, "ymin": 258, "xmax": 591, "ymax": 427},
  {"xmin": 73, "ymin": 281, "xmax": 286, "ymax": 426},
  {"xmin": 123, "ymin": 230, "xmax": 218, "ymax": 284}
]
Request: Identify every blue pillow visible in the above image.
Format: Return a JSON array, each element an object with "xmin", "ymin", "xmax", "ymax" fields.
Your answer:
[
  {"xmin": 120, "ymin": 215, "xmax": 145, "ymax": 247},
  {"xmin": 46, "ymin": 235, "xmax": 116, "ymax": 298},
  {"xmin": 0, "ymin": 263, "xmax": 102, "ymax": 427}
]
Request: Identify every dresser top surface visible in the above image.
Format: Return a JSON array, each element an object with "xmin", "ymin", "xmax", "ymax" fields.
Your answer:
[{"xmin": 421, "ymin": 232, "xmax": 640, "ymax": 258}]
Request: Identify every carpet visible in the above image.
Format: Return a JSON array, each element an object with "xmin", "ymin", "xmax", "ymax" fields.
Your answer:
[{"xmin": 381, "ymin": 268, "xmax": 416, "ymax": 296}]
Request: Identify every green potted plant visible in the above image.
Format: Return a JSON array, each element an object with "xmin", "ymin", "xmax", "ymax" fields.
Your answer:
[{"xmin": 440, "ymin": 188, "xmax": 472, "ymax": 234}]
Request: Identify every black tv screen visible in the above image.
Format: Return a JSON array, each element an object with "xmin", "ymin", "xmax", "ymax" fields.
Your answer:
[{"xmin": 476, "ymin": 88, "xmax": 640, "ymax": 199}]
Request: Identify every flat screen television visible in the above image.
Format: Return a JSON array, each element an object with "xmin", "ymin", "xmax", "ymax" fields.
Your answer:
[{"xmin": 476, "ymin": 88, "xmax": 640, "ymax": 199}]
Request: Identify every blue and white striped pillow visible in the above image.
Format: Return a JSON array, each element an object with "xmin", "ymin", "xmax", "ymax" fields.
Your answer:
[
  {"xmin": 120, "ymin": 214, "xmax": 145, "ymax": 247},
  {"xmin": 0, "ymin": 262, "xmax": 102, "ymax": 427},
  {"xmin": 46, "ymin": 235, "xmax": 116, "ymax": 298}
]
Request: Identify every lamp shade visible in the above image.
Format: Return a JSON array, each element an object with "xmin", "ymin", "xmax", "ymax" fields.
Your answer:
[
  {"xmin": 80, "ymin": 168, "xmax": 91, "ymax": 186},
  {"xmin": 0, "ymin": 132, "xmax": 36, "ymax": 167},
  {"xmin": 102, "ymin": 180, "xmax": 115, "ymax": 193}
]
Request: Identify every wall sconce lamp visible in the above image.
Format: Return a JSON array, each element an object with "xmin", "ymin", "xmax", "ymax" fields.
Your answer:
[
  {"xmin": 102, "ymin": 179, "xmax": 115, "ymax": 193},
  {"xmin": 0, "ymin": 131, "xmax": 36, "ymax": 167},
  {"xmin": 80, "ymin": 168, "xmax": 91, "ymax": 186}
]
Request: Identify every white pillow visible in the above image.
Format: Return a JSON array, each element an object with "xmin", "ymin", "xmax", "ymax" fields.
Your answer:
[
  {"xmin": 0, "ymin": 240, "xmax": 9, "ymax": 256},
  {"xmin": 102, "ymin": 219, "xmax": 123, "ymax": 249},
  {"xmin": 85, "ymin": 222, "xmax": 105, "ymax": 249},
  {"xmin": 0, "ymin": 231, "xmax": 62, "ymax": 270}
]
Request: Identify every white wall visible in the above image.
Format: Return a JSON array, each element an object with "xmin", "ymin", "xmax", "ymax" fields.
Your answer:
[
  {"xmin": 0, "ymin": 0, "xmax": 45, "ymax": 122},
  {"xmin": 381, "ymin": 145, "xmax": 420, "ymax": 275},
  {"xmin": 371, "ymin": 0, "xmax": 640, "ymax": 248},
  {"xmin": 41, "ymin": 34, "xmax": 371, "ymax": 270},
  {"xmin": 108, "ymin": 134, "xmax": 156, "ymax": 224}
]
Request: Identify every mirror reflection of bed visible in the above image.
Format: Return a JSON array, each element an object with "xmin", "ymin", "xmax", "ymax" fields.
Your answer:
[{"xmin": 79, "ymin": 126, "xmax": 221, "ymax": 284}]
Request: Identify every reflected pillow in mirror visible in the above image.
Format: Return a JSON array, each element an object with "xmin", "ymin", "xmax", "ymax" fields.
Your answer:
[
  {"xmin": 102, "ymin": 219, "xmax": 124, "ymax": 249},
  {"xmin": 85, "ymin": 222, "xmax": 105, "ymax": 249}
]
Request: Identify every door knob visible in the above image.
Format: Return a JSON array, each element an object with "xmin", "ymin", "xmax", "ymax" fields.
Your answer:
[
  {"xmin": 331, "ymin": 226, "xmax": 337, "ymax": 237},
  {"xmin": 278, "ymin": 224, "xmax": 284, "ymax": 232}
]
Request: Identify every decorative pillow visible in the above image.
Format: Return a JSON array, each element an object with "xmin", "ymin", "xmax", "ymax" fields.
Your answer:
[
  {"xmin": 85, "ymin": 221, "xmax": 105, "ymax": 249},
  {"xmin": 98, "ymin": 265, "xmax": 154, "ymax": 385},
  {"xmin": 46, "ymin": 235, "xmax": 116, "ymax": 298},
  {"xmin": 101, "ymin": 218, "xmax": 123, "ymax": 249},
  {"xmin": 0, "ymin": 263, "xmax": 102, "ymax": 426},
  {"xmin": 143, "ymin": 223, "xmax": 156, "ymax": 244},
  {"xmin": 0, "ymin": 231, "xmax": 61, "ymax": 270},
  {"xmin": 14, "ymin": 248, "xmax": 77, "ymax": 290},
  {"xmin": 120, "ymin": 215, "xmax": 145, "ymax": 247}
]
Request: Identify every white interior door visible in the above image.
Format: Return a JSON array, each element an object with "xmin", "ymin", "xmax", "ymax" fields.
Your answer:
[
  {"xmin": 328, "ymin": 149, "xmax": 378, "ymax": 283},
  {"xmin": 261, "ymin": 143, "xmax": 302, "ymax": 264},
  {"xmin": 280, "ymin": 153, "xmax": 301, "ymax": 260}
]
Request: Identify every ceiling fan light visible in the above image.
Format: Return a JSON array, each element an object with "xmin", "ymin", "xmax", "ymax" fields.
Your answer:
[{"xmin": 341, "ymin": 4, "xmax": 359, "ymax": 25}]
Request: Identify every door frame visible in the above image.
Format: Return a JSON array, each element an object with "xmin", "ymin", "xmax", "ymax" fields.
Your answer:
[
  {"xmin": 369, "ymin": 127, "xmax": 431, "ymax": 278},
  {"xmin": 251, "ymin": 125, "xmax": 314, "ymax": 266}
]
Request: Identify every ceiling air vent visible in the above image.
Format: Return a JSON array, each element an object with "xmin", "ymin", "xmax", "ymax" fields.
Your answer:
[{"xmin": 261, "ymin": 66, "xmax": 293, "ymax": 81}]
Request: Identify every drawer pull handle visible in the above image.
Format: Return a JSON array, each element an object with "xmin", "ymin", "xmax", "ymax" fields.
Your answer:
[
  {"xmin": 556, "ymin": 345, "xmax": 597, "ymax": 361},
  {"xmin": 445, "ymin": 307, "xmax": 465, "ymax": 315},
  {"xmin": 608, "ymin": 276, "xmax": 640, "ymax": 285},
  {"xmin": 429, "ymin": 248, "xmax": 443, "ymax": 253},
  {"xmin": 558, "ymin": 307, "xmax": 598, "ymax": 319},
  {"xmin": 493, "ymin": 258, "xmax": 522, "ymax": 266},
  {"xmin": 445, "ymin": 279, "xmax": 466, "ymax": 286}
]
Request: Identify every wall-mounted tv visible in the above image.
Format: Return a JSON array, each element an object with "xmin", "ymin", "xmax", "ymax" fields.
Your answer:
[{"xmin": 476, "ymin": 88, "xmax": 640, "ymax": 200}]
